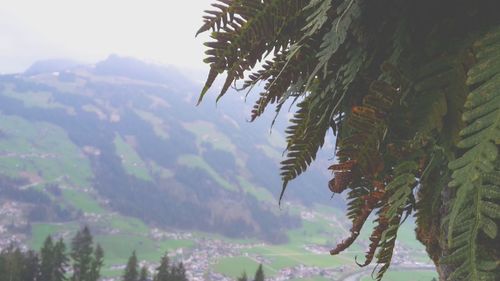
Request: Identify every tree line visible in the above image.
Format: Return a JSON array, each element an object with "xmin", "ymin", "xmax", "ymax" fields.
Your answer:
[
  {"xmin": 236, "ymin": 264, "xmax": 264, "ymax": 281},
  {"xmin": 122, "ymin": 251, "xmax": 187, "ymax": 281},
  {"xmin": 121, "ymin": 251, "xmax": 266, "ymax": 281},
  {"xmin": 0, "ymin": 226, "xmax": 103, "ymax": 281},
  {"xmin": 1, "ymin": 222, "xmax": 264, "ymax": 281}
]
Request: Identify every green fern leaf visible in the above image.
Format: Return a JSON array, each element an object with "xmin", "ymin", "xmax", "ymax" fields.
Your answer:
[{"xmin": 445, "ymin": 26, "xmax": 500, "ymax": 281}]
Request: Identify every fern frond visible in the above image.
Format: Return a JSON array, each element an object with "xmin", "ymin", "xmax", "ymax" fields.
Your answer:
[
  {"xmin": 196, "ymin": 0, "xmax": 237, "ymax": 36},
  {"xmin": 308, "ymin": 0, "xmax": 362, "ymax": 82},
  {"xmin": 197, "ymin": 1, "xmax": 500, "ymax": 279},
  {"xmin": 330, "ymin": 183, "xmax": 374, "ymax": 255},
  {"xmin": 356, "ymin": 208, "xmax": 388, "ymax": 267},
  {"xmin": 198, "ymin": 0, "xmax": 308, "ymax": 103},
  {"xmin": 373, "ymin": 162, "xmax": 418, "ymax": 280},
  {"xmin": 243, "ymin": 48, "xmax": 314, "ymax": 121},
  {"xmin": 444, "ymin": 26, "xmax": 500, "ymax": 281},
  {"xmin": 415, "ymin": 150, "xmax": 448, "ymax": 264},
  {"xmin": 301, "ymin": 0, "xmax": 333, "ymax": 38},
  {"xmin": 279, "ymin": 94, "xmax": 331, "ymax": 201}
]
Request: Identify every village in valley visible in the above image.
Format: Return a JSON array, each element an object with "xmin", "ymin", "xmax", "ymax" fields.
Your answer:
[{"xmin": 0, "ymin": 199, "xmax": 435, "ymax": 281}]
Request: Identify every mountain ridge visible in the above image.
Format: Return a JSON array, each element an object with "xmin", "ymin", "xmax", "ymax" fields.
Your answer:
[{"xmin": 0, "ymin": 55, "xmax": 338, "ymax": 244}]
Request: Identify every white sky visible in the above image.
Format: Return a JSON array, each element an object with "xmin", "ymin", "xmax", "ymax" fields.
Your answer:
[{"xmin": 0, "ymin": 0, "xmax": 212, "ymax": 73}]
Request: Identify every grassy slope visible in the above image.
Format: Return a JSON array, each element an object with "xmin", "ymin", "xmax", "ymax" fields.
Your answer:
[
  {"xmin": 182, "ymin": 120, "xmax": 236, "ymax": 155},
  {"xmin": 62, "ymin": 189, "xmax": 105, "ymax": 214},
  {"xmin": 0, "ymin": 113, "xmax": 189, "ymax": 277},
  {"xmin": 177, "ymin": 154, "xmax": 238, "ymax": 191},
  {"xmin": 0, "ymin": 90, "xmax": 435, "ymax": 280},
  {"xmin": 0, "ymin": 114, "xmax": 92, "ymax": 185},
  {"xmin": 113, "ymin": 134, "xmax": 152, "ymax": 182}
]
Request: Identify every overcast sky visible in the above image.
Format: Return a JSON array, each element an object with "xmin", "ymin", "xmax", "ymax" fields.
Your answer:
[{"xmin": 0, "ymin": 0, "xmax": 212, "ymax": 73}]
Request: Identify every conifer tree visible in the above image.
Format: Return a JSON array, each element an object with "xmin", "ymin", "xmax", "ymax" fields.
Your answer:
[
  {"xmin": 21, "ymin": 250, "xmax": 40, "ymax": 281},
  {"xmin": 71, "ymin": 226, "xmax": 94, "ymax": 281},
  {"xmin": 0, "ymin": 253, "xmax": 4, "ymax": 281},
  {"xmin": 40, "ymin": 236, "xmax": 68, "ymax": 281},
  {"xmin": 1, "ymin": 246, "xmax": 24, "ymax": 281},
  {"xmin": 253, "ymin": 264, "xmax": 264, "ymax": 281},
  {"xmin": 122, "ymin": 251, "xmax": 139, "ymax": 281},
  {"xmin": 171, "ymin": 262, "xmax": 187, "ymax": 281},
  {"xmin": 0, "ymin": 245, "xmax": 41, "ymax": 281},
  {"xmin": 53, "ymin": 238, "xmax": 69, "ymax": 281},
  {"xmin": 139, "ymin": 266, "xmax": 149, "ymax": 281},
  {"xmin": 153, "ymin": 253, "xmax": 170, "ymax": 281},
  {"xmin": 89, "ymin": 244, "xmax": 104, "ymax": 281},
  {"xmin": 39, "ymin": 236, "xmax": 55, "ymax": 281}
]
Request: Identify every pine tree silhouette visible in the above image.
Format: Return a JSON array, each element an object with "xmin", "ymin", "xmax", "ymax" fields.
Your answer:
[
  {"xmin": 253, "ymin": 264, "xmax": 264, "ymax": 281},
  {"xmin": 123, "ymin": 251, "xmax": 139, "ymax": 281}
]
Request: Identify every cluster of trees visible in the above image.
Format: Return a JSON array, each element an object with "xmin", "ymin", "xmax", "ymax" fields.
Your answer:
[
  {"xmin": 0, "ymin": 175, "xmax": 80, "ymax": 223},
  {"xmin": 236, "ymin": 264, "xmax": 264, "ymax": 281},
  {"xmin": 0, "ymin": 226, "xmax": 103, "ymax": 281},
  {"xmin": 122, "ymin": 251, "xmax": 187, "ymax": 281}
]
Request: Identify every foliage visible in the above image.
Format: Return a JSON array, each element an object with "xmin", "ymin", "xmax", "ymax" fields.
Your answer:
[
  {"xmin": 154, "ymin": 253, "xmax": 171, "ymax": 281},
  {"xmin": 40, "ymin": 236, "xmax": 68, "ymax": 281},
  {"xmin": 123, "ymin": 251, "xmax": 139, "ymax": 281},
  {"xmin": 0, "ymin": 227, "xmax": 102, "ymax": 281},
  {"xmin": 0, "ymin": 246, "xmax": 39, "ymax": 281},
  {"xmin": 253, "ymin": 264, "xmax": 265, "ymax": 281},
  {"xmin": 236, "ymin": 264, "xmax": 265, "ymax": 281},
  {"xmin": 197, "ymin": 0, "xmax": 500, "ymax": 279},
  {"xmin": 71, "ymin": 226, "xmax": 104, "ymax": 281},
  {"xmin": 89, "ymin": 244, "xmax": 104, "ymax": 281},
  {"xmin": 151, "ymin": 252, "xmax": 188, "ymax": 281}
]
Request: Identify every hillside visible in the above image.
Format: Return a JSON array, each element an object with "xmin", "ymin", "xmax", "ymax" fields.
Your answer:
[{"xmin": 0, "ymin": 56, "xmax": 435, "ymax": 280}]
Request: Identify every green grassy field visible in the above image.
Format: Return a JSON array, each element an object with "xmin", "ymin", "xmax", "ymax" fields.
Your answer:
[
  {"xmin": 182, "ymin": 120, "xmax": 236, "ymax": 154},
  {"xmin": 2, "ymin": 85, "xmax": 73, "ymax": 112},
  {"xmin": 28, "ymin": 222, "xmax": 80, "ymax": 250},
  {"xmin": 62, "ymin": 189, "xmax": 105, "ymax": 214},
  {"xmin": 0, "ymin": 114, "xmax": 92, "ymax": 186},
  {"xmin": 237, "ymin": 176, "xmax": 275, "ymax": 203},
  {"xmin": 55, "ymin": 233, "xmax": 193, "ymax": 278},
  {"xmin": 213, "ymin": 204, "xmax": 434, "ymax": 279},
  {"xmin": 113, "ymin": 134, "xmax": 152, "ymax": 182},
  {"xmin": 93, "ymin": 235, "xmax": 193, "ymax": 277},
  {"xmin": 214, "ymin": 256, "xmax": 277, "ymax": 278},
  {"xmin": 177, "ymin": 154, "xmax": 237, "ymax": 191},
  {"xmin": 107, "ymin": 215, "xmax": 150, "ymax": 235},
  {"xmin": 29, "ymin": 224, "xmax": 61, "ymax": 250},
  {"xmin": 289, "ymin": 277, "xmax": 331, "ymax": 281},
  {"xmin": 360, "ymin": 270, "xmax": 437, "ymax": 281},
  {"xmin": 134, "ymin": 109, "xmax": 169, "ymax": 139}
]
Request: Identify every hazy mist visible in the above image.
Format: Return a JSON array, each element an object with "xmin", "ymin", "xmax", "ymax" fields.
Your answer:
[{"xmin": 0, "ymin": 0, "xmax": 211, "ymax": 73}]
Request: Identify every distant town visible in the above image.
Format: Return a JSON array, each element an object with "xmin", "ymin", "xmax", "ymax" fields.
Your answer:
[{"xmin": 0, "ymin": 199, "xmax": 436, "ymax": 281}]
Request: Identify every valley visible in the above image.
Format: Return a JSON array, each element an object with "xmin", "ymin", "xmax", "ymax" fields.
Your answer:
[{"xmin": 0, "ymin": 56, "xmax": 436, "ymax": 280}]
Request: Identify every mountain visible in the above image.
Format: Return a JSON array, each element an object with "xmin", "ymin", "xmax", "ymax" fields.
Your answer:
[
  {"xmin": 0, "ymin": 55, "xmax": 338, "ymax": 244},
  {"xmin": 0, "ymin": 56, "xmax": 436, "ymax": 280},
  {"xmin": 23, "ymin": 59, "xmax": 83, "ymax": 76}
]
